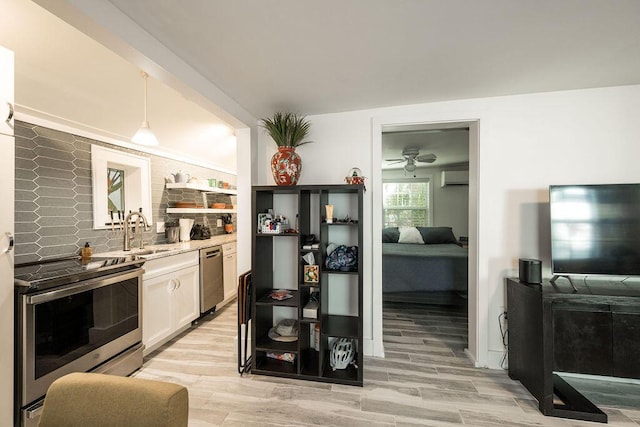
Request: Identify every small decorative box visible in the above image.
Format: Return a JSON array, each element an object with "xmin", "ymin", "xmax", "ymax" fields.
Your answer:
[{"xmin": 303, "ymin": 301, "xmax": 319, "ymax": 319}]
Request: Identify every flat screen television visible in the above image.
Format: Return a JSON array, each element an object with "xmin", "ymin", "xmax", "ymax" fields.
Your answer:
[{"xmin": 550, "ymin": 183, "xmax": 640, "ymax": 277}]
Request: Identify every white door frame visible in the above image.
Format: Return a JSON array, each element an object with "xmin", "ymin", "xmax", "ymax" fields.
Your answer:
[
  {"xmin": 371, "ymin": 115, "xmax": 483, "ymax": 366},
  {"xmin": 0, "ymin": 44, "xmax": 14, "ymax": 425}
]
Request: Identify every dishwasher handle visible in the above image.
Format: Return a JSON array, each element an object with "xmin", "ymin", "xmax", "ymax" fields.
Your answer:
[{"xmin": 201, "ymin": 247, "xmax": 222, "ymax": 259}]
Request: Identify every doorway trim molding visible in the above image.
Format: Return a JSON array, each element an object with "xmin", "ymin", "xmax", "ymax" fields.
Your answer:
[{"xmin": 371, "ymin": 115, "xmax": 484, "ymax": 366}]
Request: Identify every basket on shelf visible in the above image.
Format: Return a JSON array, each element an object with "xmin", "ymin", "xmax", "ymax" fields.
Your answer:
[{"xmin": 261, "ymin": 220, "xmax": 289, "ymax": 234}]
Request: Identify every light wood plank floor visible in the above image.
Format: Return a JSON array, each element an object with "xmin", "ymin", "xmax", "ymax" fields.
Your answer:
[{"xmin": 134, "ymin": 298, "xmax": 640, "ymax": 426}]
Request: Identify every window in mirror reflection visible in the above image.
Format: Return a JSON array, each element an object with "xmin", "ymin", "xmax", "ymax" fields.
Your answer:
[{"xmin": 108, "ymin": 167, "xmax": 125, "ymax": 213}]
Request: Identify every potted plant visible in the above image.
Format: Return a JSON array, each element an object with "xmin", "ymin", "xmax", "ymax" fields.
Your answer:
[{"xmin": 261, "ymin": 112, "xmax": 312, "ymax": 186}]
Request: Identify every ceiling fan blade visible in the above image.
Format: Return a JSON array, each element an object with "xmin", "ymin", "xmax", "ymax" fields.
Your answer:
[
  {"xmin": 416, "ymin": 154, "xmax": 437, "ymax": 163},
  {"xmin": 385, "ymin": 158, "xmax": 405, "ymax": 164}
]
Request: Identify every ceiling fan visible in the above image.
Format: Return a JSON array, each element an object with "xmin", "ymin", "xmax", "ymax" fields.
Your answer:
[{"xmin": 385, "ymin": 147, "xmax": 437, "ymax": 171}]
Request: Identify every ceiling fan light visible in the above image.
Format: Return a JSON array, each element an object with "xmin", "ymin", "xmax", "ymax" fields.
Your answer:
[
  {"xmin": 404, "ymin": 163, "xmax": 416, "ymax": 172},
  {"xmin": 132, "ymin": 121, "xmax": 159, "ymax": 146}
]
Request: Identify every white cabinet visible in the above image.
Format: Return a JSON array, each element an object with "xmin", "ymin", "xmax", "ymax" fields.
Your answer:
[
  {"xmin": 142, "ymin": 252, "xmax": 199, "ymax": 354},
  {"xmin": 142, "ymin": 273, "xmax": 174, "ymax": 352},
  {"xmin": 172, "ymin": 265, "xmax": 200, "ymax": 327},
  {"xmin": 222, "ymin": 242, "xmax": 237, "ymax": 301}
]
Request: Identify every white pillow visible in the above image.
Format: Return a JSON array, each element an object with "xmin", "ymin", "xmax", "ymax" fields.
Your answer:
[{"xmin": 398, "ymin": 226, "xmax": 424, "ymax": 244}]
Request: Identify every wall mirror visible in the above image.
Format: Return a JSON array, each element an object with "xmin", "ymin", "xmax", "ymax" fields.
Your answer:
[{"xmin": 92, "ymin": 145, "xmax": 153, "ymax": 229}]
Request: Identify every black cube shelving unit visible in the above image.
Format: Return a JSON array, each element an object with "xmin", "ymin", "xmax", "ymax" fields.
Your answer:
[{"xmin": 251, "ymin": 184, "xmax": 364, "ymax": 385}]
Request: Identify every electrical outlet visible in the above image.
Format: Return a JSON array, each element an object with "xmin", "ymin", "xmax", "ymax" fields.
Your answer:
[
  {"xmin": 216, "ymin": 219, "xmax": 222, "ymax": 227},
  {"xmin": 156, "ymin": 221, "xmax": 165, "ymax": 233},
  {"xmin": 500, "ymin": 306, "xmax": 507, "ymax": 319}
]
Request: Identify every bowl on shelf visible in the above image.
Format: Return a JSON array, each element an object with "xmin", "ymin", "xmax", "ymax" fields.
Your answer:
[{"xmin": 173, "ymin": 202, "xmax": 198, "ymax": 208}]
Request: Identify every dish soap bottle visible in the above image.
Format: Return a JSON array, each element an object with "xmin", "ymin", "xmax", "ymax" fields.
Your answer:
[{"xmin": 81, "ymin": 242, "xmax": 93, "ymax": 259}]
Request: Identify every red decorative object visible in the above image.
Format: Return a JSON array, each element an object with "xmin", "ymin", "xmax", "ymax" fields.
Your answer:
[
  {"xmin": 345, "ymin": 167, "xmax": 365, "ymax": 185},
  {"xmin": 271, "ymin": 147, "xmax": 301, "ymax": 186}
]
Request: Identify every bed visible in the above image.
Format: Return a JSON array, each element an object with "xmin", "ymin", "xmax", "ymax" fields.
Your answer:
[{"xmin": 382, "ymin": 226, "xmax": 468, "ymax": 293}]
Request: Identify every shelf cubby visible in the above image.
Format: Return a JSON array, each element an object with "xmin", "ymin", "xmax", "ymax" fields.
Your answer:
[
  {"xmin": 322, "ymin": 350, "xmax": 360, "ymax": 384},
  {"xmin": 254, "ymin": 352, "xmax": 298, "ymax": 375},
  {"xmin": 255, "ymin": 334, "xmax": 299, "ymax": 353},
  {"xmin": 322, "ymin": 314, "xmax": 359, "ymax": 338},
  {"xmin": 255, "ymin": 290, "xmax": 299, "ymax": 307},
  {"xmin": 300, "ymin": 348, "xmax": 320, "ymax": 376}
]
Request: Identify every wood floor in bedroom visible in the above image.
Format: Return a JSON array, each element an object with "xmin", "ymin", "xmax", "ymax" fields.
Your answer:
[{"xmin": 134, "ymin": 297, "xmax": 640, "ymax": 426}]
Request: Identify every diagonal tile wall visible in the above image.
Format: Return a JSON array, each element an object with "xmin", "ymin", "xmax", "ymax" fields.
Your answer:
[{"xmin": 14, "ymin": 120, "xmax": 237, "ymax": 264}]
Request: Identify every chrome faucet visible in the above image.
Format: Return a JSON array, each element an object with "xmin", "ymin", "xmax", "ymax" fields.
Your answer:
[{"xmin": 123, "ymin": 209, "xmax": 150, "ymax": 251}]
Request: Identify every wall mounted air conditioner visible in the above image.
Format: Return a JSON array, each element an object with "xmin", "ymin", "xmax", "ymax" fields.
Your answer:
[{"xmin": 441, "ymin": 170, "xmax": 469, "ymax": 187}]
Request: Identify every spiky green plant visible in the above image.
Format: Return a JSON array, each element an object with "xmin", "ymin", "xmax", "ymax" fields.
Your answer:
[{"xmin": 261, "ymin": 112, "xmax": 312, "ymax": 148}]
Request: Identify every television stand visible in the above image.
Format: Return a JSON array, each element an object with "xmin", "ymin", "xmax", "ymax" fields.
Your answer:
[
  {"xmin": 507, "ymin": 278, "xmax": 640, "ymax": 423},
  {"xmin": 550, "ymin": 275, "xmax": 578, "ymax": 292}
]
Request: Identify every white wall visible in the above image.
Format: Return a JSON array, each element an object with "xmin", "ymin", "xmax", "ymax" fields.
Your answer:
[
  {"xmin": 256, "ymin": 84, "xmax": 640, "ymax": 368},
  {"xmin": 235, "ymin": 126, "xmax": 254, "ymax": 278}
]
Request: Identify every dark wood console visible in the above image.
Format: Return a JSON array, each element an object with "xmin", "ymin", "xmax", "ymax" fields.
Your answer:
[{"xmin": 506, "ymin": 277, "xmax": 640, "ymax": 423}]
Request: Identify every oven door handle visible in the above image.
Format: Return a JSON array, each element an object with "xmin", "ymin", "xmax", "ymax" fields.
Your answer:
[
  {"xmin": 25, "ymin": 400, "xmax": 44, "ymax": 420},
  {"xmin": 25, "ymin": 268, "xmax": 143, "ymax": 305}
]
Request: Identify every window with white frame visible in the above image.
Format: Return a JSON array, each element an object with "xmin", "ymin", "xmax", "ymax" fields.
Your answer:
[
  {"xmin": 383, "ymin": 179, "xmax": 431, "ymax": 227},
  {"xmin": 92, "ymin": 145, "xmax": 153, "ymax": 229}
]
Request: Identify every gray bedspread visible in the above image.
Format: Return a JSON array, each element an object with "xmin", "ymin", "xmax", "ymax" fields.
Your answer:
[{"xmin": 382, "ymin": 243, "xmax": 468, "ymax": 292}]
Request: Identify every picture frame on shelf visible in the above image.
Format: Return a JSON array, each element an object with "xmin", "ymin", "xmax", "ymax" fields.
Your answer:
[
  {"xmin": 257, "ymin": 213, "xmax": 272, "ymax": 232},
  {"xmin": 304, "ymin": 265, "xmax": 319, "ymax": 283}
]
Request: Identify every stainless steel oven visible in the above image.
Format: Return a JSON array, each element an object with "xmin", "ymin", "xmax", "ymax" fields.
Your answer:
[{"xmin": 14, "ymin": 256, "xmax": 145, "ymax": 426}]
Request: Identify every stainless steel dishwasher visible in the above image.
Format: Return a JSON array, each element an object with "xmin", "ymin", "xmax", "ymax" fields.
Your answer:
[{"xmin": 200, "ymin": 246, "xmax": 224, "ymax": 314}]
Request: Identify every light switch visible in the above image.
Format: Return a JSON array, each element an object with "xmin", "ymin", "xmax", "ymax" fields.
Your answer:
[
  {"xmin": 156, "ymin": 221, "xmax": 165, "ymax": 233},
  {"xmin": 216, "ymin": 219, "xmax": 222, "ymax": 227}
]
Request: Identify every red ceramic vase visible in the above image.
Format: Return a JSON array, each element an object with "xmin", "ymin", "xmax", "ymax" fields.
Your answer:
[{"xmin": 271, "ymin": 147, "xmax": 301, "ymax": 186}]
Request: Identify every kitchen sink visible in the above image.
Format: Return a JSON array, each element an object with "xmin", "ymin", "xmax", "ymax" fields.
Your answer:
[
  {"xmin": 135, "ymin": 248, "xmax": 172, "ymax": 255},
  {"xmin": 93, "ymin": 246, "xmax": 178, "ymax": 260}
]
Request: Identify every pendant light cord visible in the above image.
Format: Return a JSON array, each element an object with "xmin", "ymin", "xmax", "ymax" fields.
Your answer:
[
  {"xmin": 141, "ymin": 71, "xmax": 149, "ymax": 123},
  {"xmin": 131, "ymin": 70, "xmax": 159, "ymax": 146}
]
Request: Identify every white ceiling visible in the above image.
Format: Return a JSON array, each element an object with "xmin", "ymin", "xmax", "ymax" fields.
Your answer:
[
  {"xmin": 100, "ymin": 0, "xmax": 640, "ymax": 119},
  {"xmin": 1, "ymin": 0, "xmax": 237, "ymax": 171},
  {"xmin": 382, "ymin": 127, "xmax": 469, "ymax": 170},
  {"xmin": 4, "ymin": 0, "xmax": 640, "ymax": 170}
]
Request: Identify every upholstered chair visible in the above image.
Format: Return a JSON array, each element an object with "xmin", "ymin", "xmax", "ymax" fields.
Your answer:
[{"xmin": 38, "ymin": 372, "xmax": 188, "ymax": 427}]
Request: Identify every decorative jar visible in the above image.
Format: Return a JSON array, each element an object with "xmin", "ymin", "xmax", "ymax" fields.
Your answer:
[{"xmin": 271, "ymin": 147, "xmax": 301, "ymax": 186}]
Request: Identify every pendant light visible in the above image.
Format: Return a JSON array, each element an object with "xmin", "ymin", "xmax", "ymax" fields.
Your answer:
[{"xmin": 132, "ymin": 71, "xmax": 159, "ymax": 146}]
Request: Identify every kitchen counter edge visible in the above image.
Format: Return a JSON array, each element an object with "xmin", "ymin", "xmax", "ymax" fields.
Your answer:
[{"xmin": 97, "ymin": 234, "xmax": 237, "ymax": 260}]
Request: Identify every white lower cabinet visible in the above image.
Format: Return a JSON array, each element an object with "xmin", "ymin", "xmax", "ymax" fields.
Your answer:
[
  {"xmin": 222, "ymin": 242, "xmax": 237, "ymax": 301},
  {"xmin": 142, "ymin": 252, "xmax": 199, "ymax": 355}
]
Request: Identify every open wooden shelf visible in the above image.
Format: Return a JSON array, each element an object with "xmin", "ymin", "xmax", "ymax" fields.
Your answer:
[
  {"xmin": 165, "ymin": 182, "xmax": 237, "ymax": 195},
  {"xmin": 166, "ymin": 207, "xmax": 237, "ymax": 214}
]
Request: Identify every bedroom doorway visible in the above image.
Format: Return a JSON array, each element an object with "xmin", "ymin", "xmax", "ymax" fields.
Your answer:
[
  {"xmin": 381, "ymin": 125, "xmax": 469, "ymax": 303},
  {"xmin": 371, "ymin": 118, "xmax": 479, "ymax": 364}
]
